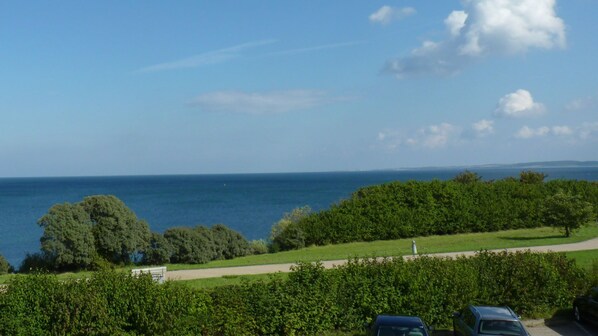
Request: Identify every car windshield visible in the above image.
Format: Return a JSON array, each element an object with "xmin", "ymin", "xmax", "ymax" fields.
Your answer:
[
  {"xmin": 377, "ymin": 325, "xmax": 426, "ymax": 336},
  {"xmin": 478, "ymin": 320, "xmax": 526, "ymax": 335}
]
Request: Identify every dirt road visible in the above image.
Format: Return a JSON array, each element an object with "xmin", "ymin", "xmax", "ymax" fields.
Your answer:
[{"xmin": 166, "ymin": 237, "xmax": 598, "ymax": 281}]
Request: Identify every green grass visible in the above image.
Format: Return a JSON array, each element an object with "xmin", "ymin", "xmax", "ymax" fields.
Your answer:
[
  {"xmin": 178, "ymin": 272, "xmax": 289, "ymax": 289},
  {"xmin": 2, "ymin": 225, "xmax": 596, "ymax": 285},
  {"xmin": 165, "ymin": 225, "xmax": 598, "ymax": 271},
  {"xmin": 564, "ymin": 249, "xmax": 598, "ymax": 269}
]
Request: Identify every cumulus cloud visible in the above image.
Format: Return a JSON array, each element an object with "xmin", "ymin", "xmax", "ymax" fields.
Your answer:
[
  {"xmin": 551, "ymin": 125, "xmax": 573, "ymax": 136},
  {"xmin": 386, "ymin": 0, "xmax": 566, "ymax": 77},
  {"xmin": 377, "ymin": 123, "xmax": 459, "ymax": 150},
  {"xmin": 369, "ymin": 6, "xmax": 416, "ymax": 25},
  {"xmin": 138, "ymin": 39, "xmax": 276, "ymax": 73},
  {"xmin": 494, "ymin": 89, "xmax": 545, "ymax": 118},
  {"xmin": 566, "ymin": 94, "xmax": 598, "ymax": 111},
  {"xmin": 580, "ymin": 122, "xmax": 598, "ymax": 139},
  {"xmin": 515, "ymin": 126, "xmax": 550, "ymax": 139},
  {"xmin": 190, "ymin": 90, "xmax": 340, "ymax": 114},
  {"xmin": 415, "ymin": 123, "xmax": 458, "ymax": 148},
  {"xmin": 472, "ymin": 119, "xmax": 495, "ymax": 137}
]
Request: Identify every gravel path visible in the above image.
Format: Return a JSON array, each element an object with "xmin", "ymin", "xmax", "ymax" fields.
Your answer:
[{"xmin": 166, "ymin": 237, "xmax": 598, "ymax": 281}]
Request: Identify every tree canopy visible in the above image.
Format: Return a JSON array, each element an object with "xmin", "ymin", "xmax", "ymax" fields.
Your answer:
[
  {"xmin": 37, "ymin": 202, "xmax": 96, "ymax": 270},
  {"xmin": 81, "ymin": 195, "xmax": 151, "ymax": 264},
  {"xmin": 541, "ymin": 190, "xmax": 596, "ymax": 237}
]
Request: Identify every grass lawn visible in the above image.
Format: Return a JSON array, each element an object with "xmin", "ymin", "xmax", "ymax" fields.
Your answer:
[
  {"xmin": 166, "ymin": 225, "xmax": 598, "ymax": 271},
  {"xmin": 564, "ymin": 249, "xmax": 598, "ymax": 269},
  {"xmin": 2, "ymin": 225, "xmax": 596, "ymax": 285}
]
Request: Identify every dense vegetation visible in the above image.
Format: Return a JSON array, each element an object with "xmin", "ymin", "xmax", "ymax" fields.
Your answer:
[
  {"xmin": 0, "ymin": 251, "xmax": 592, "ymax": 335},
  {"xmin": 22, "ymin": 195, "xmax": 252, "ymax": 272},
  {"xmin": 275, "ymin": 172, "xmax": 598, "ymax": 250}
]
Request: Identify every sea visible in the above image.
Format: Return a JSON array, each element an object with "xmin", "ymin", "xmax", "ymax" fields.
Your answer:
[{"xmin": 1, "ymin": 167, "xmax": 597, "ymax": 267}]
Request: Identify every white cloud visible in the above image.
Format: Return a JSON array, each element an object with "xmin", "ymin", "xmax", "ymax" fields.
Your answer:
[
  {"xmin": 580, "ymin": 122, "xmax": 598, "ymax": 139},
  {"xmin": 551, "ymin": 125, "xmax": 573, "ymax": 136},
  {"xmin": 190, "ymin": 90, "xmax": 338, "ymax": 114},
  {"xmin": 138, "ymin": 39, "xmax": 276, "ymax": 73},
  {"xmin": 377, "ymin": 123, "xmax": 459, "ymax": 150},
  {"xmin": 566, "ymin": 94, "xmax": 598, "ymax": 111},
  {"xmin": 515, "ymin": 126, "xmax": 550, "ymax": 139},
  {"xmin": 445, "ymin": 11, "xmax": 468, "ymax": 37},
  {"xmin": 386, "ymin": 0, "xmax": 566, "ymax": 77},
  {"xmin": 472, "ymin": 119, "xmax": 494, "ymax": 137},
  {"xmin": 494, "ymin": 89, "xmax": 545, "ymax": 118},
  {"xmin": 418, "ymin": 123, "xmax": 458, "ymax": 148},
  {"xmin": 369, "ymin": 6, "xmax": 416, "ymax": 25}
]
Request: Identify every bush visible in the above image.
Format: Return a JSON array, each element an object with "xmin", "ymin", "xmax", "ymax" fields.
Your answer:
[
  {"xmin": 0, "ymin": 254, "xmax": 12, "ymax": 274},
  {"xmin": 211, "ymin": 224, "xmax": 250, "ymax": 260},
  {"xmin": 249, "ymin": 239, "xmax": 269, "ymax": 255},
  {"xmin": 142, "ymin": 232, "xmax": 173, "ymax": 265},
  {"xmin": 164, "ymin": 226, "xmax": 214, "ymax": 264}
]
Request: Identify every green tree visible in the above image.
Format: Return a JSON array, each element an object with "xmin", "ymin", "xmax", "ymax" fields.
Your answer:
[
  {"xmin": 37, "ymin": 203, "xmax": 96, "ymax": 270},
  {"xmin": 211, "ymin": 224, "xmax": 250, "ymax": 259},
  {"xmin": 164, "ymin": 227, "xmax": 214, "ymax": 264},
  {"xmin": 541, "ymin": 190, "xmax": 596, "ymax": 237},
  {"xmin": 270, "ymin": 206, "xmax": 311, "ymax": 252},
  {"xmin": 452, "ymin": 170, "xmax": 482, "ymax": 183},
  {"xmin": 0, "ymin": 254, "xmax": 12, "ymax": 274},
  {"xmin": 142, "ymin": 232, "xmax": 173, "ymax": 265},
  {"xmin": 81, "ymin": 195, "xmax": 150, "ymax": 264},
  {"xmin": 520, "ymin": 170, "xmax": 547, "ymax": 184}
]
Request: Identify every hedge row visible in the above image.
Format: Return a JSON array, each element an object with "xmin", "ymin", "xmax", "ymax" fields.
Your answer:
[
  {"xmin": 0, "ymin": 251, "xmax": 590, "ymax": 335},
  {"xmin": 293, "ymin": 179, "xmax": 598, "ymax": 246}
]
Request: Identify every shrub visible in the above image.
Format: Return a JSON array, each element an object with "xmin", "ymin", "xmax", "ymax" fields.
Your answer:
[
  {"xmin": 0, "ymin": 254, "xmax": 12, "ymax": 274},
  {"xmin": 142, "ymin": 232, "xmax": 173, "ymax": 265},
  {"xmin": 211, "ymin": 224, "xmax": 250, "ymax": 259},
  {"xmin": 249, "ymin": 239, "xmax": 269, "ymax": 255},
  {"xmin": 164, "ymin": 226, "xmax": 214, "ymax": 264}
]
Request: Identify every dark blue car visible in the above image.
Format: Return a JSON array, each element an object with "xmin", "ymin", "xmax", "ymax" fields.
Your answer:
[{"xmin": 365, "ymin": 315, "xmax": 431, "ymax": 336}]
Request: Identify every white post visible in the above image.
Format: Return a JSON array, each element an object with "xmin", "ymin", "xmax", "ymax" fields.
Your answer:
[{"xmin": 412, "ymin": 240, "xmax": 417, "ymax": 255}]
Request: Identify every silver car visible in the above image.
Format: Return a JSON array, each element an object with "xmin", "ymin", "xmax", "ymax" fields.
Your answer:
[{"xmin": 453, "ymin": 305, "xmax": 530, "ymax": 336}]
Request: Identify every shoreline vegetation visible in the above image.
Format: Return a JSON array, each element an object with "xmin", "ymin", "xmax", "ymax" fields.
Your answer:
[{"xmin": 0, "ymin": 170, "xmax": 596, "ymax": 275}]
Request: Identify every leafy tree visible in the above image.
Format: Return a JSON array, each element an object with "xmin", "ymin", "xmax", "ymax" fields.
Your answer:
[
  {"xmin": 0, "ymin": 254, "xmax": 12, "ymax": 274},
  {"xmin": 211, "ymin": 224, "xmax": 250, "ymax": 259},
  {"xmin": 541, "ymin": 190, "xmax": 595, "ymax": 237},
  {"xmin": 520, "ymin": 170, "xmax": 547, "ymax": 184},
  {"xmin": 37, "ymin": 203, "xmax": 96, "ymax": 270},
  {"xmin": 142, "ymin": 232, "xmax": 173, "ymax": 265},
  {"xmin": 249, "ymin": 239, "xmax": 269, "ymax": 255},
  {"xmin": 164, "ymin": 227, "xmax": 213, "ymax": 264},
  {"xmin": 81, "ymin": 195, "xmax": 150, "ymax": 264},
  {"xmin": 270, "ymin": 206, "xmax": 311, "ymax": 252},
  {"xmin": 452, "ymin": 170, "xmax": 482, "ymax": 183}
]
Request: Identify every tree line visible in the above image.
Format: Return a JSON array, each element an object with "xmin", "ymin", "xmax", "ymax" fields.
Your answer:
[
  {"xmin": 271, "ymin": 171, "xmax": 597, "ymax": 251},
  {"xmin": 12, "ymin": 195, "xmax": 262, "ymax": 273}
]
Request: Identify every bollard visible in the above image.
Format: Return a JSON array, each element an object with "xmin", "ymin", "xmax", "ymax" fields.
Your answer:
[{"xmin": 412, "ymin": 240, "xmax": 417, "ymax": 255}]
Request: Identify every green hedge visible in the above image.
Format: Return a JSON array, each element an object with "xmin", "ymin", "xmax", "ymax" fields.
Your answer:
[
  {"xmin": 294, "ymin": 179, "xmax": 598, "ymax": 246},
  {"xmin": 0, "ymin": 251, "xmax": 589, "ymax": 335}
]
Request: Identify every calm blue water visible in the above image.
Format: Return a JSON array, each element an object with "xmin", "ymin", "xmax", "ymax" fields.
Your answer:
[{"xmin": 1, "ymin": 167, "xmax": 597, "ymax": 267}]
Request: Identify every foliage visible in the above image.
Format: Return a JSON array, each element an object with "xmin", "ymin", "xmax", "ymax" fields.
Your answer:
[
  {"xmin": 142, "ymin": 232, "xmax": 173, "ymax": 265},
  {"xmin": 18, "ymin": 252, "xmax": 53, "ymax": 273},
  {"xmin": 0, "ymin": 252, "xmax": 589, "ymax": 335},
  {"xmin": 541, "ymin": 190, "xmax": 595, "ymax": 237},
  {"xmin": 284, "ymin": 174, "xmax": 598, "ymax": 249},
  {"xmin": 249, "ymin": 239, "xmax": 269, "ymax": 255},
  {"xmin": 81, "ymin": 195, "xmax": 151, "ymax": 264},
  {"xmin": 519, "ymin": 170, "xmax": 547, "ymax": 184},
  {"xmin": 0, "ymin": 254, "xmax": 11, "ymax": 274},
  {"xmin": 270, "ymin": 206, "xmax": 311, "ymax": 252},
  {"xmin": 37, "ymin": 202, "xmax": 96, "ymax": 270},
  {"xmin": 452, "ymin": 170, "xmax": 482, "ymax": 183},
  {"xmin": 211, "ymin": 224, "xmax": 251, "ymax": 259},
  {"xmin": 164, "ymin": 226, "xmax": 214, "ymax": 264}
]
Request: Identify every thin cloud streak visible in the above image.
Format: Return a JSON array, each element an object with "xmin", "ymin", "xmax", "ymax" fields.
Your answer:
[
  {"xmin": 137, "ymin": 39, "xmax": 277, "ymax": 73},
  {"xmin": 265, "ymin": 41, "xmax": 366, "ymax": 57}
]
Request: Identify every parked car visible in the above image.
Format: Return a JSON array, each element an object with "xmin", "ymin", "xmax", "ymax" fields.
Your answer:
[
  {"xmin": 452, "ymin": 305, "xmax": 530, "ymax": 336},
  {"xmin": 573, "ymin": 287, "xmax": 598, "ymax": 325},
  {"xmin": 365, "ymin": 315, "xmax": 431, "ymax": 336}
]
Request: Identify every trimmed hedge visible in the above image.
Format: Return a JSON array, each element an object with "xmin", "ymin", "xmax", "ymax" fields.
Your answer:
[
  {"xmin": 292, "ymin": 179, "xmax": 598, "ymax": 247},
  {"xmin": 0, "ymin": 251, "xmax": 589, "ymax": 335}
]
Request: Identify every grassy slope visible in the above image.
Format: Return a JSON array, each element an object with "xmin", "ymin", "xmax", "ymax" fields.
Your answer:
[
  {"xmin": 166, "ymin": 225, "xmax": 598, "ymax": 271},
  {"xmin": 2, "ymin": 225, "xmax": 597, "ymax": 285}
]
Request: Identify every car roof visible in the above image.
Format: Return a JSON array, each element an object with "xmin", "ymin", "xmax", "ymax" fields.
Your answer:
[
  {"xmin": 471, "ymin": 306, "xmax": 518, "ymax": 320},
  {"xmin": 376, "ymin": 315, "xmax": 425, "ymax": 326}
]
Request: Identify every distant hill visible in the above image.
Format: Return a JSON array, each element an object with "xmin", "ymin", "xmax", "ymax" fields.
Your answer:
[{"xmin": 402, "ymin": 161, "xmax": 598, "ymax": 171}]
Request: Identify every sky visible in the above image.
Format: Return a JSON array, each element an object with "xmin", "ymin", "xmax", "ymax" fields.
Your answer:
[{"xmin": 1, "ymin": 0, "xmax": 597, "ymax": 177}]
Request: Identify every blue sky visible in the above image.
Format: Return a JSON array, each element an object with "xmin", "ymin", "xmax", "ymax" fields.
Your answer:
[{"xmin": 1, "ymin": 0, "xmax": 597, "ymax": 177}]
